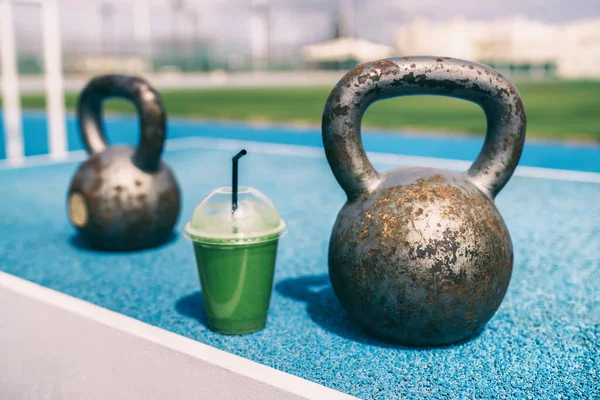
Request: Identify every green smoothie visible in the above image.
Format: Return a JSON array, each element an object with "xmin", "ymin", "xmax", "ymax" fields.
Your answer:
[
  {"xmin": 185, "ymin": 184, "xmax": 285, "ymax": 335},
  {"xmin": 192, "ymin": 237, "xmax": 279, "ymax": 334}
]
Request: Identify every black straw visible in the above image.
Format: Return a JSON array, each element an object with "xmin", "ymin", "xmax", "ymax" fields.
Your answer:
[{"xmin": 232, "ymin": 149, "xmax": 247, "ymax": 213}]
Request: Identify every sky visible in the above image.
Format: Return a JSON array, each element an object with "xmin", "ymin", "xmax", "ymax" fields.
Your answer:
[{"xmin": 11, "ymin": 0, "xmax": 600, "ymax": 53}]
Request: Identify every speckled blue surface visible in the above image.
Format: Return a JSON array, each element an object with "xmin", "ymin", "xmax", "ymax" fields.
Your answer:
[{"xmin": 0, "ymin": 116, "xmax": 599, "ymax": 399}]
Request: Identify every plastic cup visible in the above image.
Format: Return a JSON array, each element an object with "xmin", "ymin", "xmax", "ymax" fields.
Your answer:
[{"xmin": 185, "ymin": 186, "xmax": 285, "ymax": 335}]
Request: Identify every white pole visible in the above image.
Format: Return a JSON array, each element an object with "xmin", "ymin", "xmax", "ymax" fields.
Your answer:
[
  {"xmin": 338, "ymin": 0, "xmax": 353, "ymax": 38},
  {"xmin": 250, "ymin": 0, "xmax": 268, "ymax": 71},
  {"xmin": 133, "ymin": 0, "xmax": 152, "ymax": 71},
  {"xmin": 0, "ymin": 0, "xmax": 24, "ymax": 161},
  {"xmin": 42, "ymin": 0, "xmax": 67, "ymax": 159}
]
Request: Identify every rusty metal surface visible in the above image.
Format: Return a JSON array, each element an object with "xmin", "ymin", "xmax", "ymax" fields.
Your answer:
[
  {"xmin": 68, "ymin": 75, "xmax": 181, "ymax": 251},
  {"xmin": 322, "ymin": 57, "xmax": 526, "ymax": 346}
]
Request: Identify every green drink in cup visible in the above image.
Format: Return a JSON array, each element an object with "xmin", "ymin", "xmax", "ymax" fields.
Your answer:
[{"xmin": 184, "ymin": 150, "xmax": 286, "ymax": 335}]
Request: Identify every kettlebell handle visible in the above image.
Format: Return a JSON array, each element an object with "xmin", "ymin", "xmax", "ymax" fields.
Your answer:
[
  {"xmin": 322, "ymin": 57, "xmax": 526, "ymax": 200},
  {"xmin": 77, "ymin": 75, "xmax": 167, "ymax": 172}
]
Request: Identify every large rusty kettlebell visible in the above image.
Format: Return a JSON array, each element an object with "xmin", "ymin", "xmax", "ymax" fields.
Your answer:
[
  {"xmin": 322, "ymin": 57, "xmax": 526, "ymax": 346},
  {"xmin": 68, "ymin": 75, "xmax": 181, "ymax": 251}
]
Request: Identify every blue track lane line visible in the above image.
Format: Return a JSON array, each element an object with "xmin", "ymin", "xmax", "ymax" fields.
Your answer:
[{"xmin": 0, "ymin": 112, "xmax": 598, "ymax": 172}]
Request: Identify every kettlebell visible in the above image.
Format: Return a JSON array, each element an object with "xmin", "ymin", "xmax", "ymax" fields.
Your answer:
[
  {"xmin": 68, "ymin": 75, "xmax": 181, "ymax": 251},
  {"xmin": 322, "ymin": 57, "xmax": 526, "ymax": 346}
]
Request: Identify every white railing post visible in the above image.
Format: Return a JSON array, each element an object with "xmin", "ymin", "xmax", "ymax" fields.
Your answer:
[
  {"xmin": 133, "ymin": 0, "xmax": 152, "ymax": 62},
  {"xmin": 251, "ymin": 0, "xmax": 269, "ymax": 71},
  {"xmin": 42, "ymin": 0, "xmax": 67, "ymax": 159},
  {"xmin": 0, "ymin": 0, "xmax": 24, "ymax": 162}
]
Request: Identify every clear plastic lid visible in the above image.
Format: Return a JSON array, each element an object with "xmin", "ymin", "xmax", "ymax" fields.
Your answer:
[{"xmin": 184, "ymin": 186, "xmax": 286, "ymax": 244}]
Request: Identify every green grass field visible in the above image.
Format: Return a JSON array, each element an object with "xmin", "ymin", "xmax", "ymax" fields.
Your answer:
[{"xmin": 7, "ymin": 80, "xmax": 600, "ymax": 142}]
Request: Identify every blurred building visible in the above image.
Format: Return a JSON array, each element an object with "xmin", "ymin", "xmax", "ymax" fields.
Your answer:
[{"xmin": 394, "ymin": 16, "xmax": 600, "ymax": 79}]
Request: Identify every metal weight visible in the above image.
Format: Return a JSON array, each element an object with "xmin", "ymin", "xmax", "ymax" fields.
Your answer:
[
  {"xmin": 68, "ymin": 75, "xmax": 181, "ymax": 251},
  {"xmin": 322, "ymin": 57, "xmax": 526, "ymax": 346}
]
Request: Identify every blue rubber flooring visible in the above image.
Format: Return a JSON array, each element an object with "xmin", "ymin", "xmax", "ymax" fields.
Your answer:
[{"xmin": 0, "ymin": 114, "xmax": 599, "ymax": 398}]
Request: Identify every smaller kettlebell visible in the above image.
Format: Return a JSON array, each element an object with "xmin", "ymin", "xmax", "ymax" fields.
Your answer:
[{"xmin": 68, "ymin": 75, "xmax": 181, "ymax": 251}]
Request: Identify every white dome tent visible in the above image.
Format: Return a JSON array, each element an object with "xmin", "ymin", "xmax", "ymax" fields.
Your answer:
[{"xmin": 301, "ymin": 37, "xmax": 396, "ymax": 67}]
